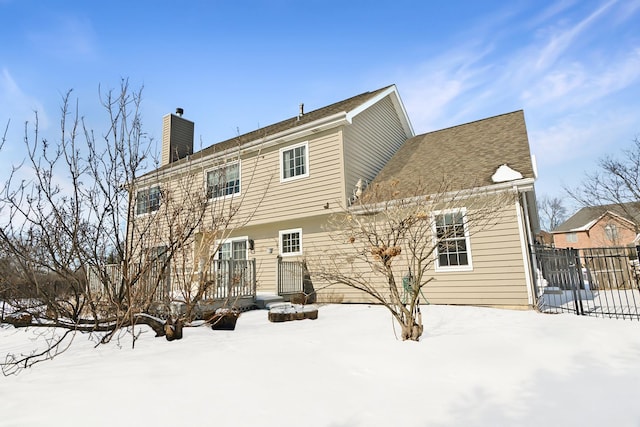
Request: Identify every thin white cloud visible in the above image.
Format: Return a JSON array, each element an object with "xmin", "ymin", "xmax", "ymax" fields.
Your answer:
[
  {"xmin": 526, "ymin": 0, "xmax": 578, "ymax": 28},
  {"xmin": 398, "ymin": 45, "xmax": 497, "ymax": 132},
  {"xmin": 590, "ymin": 48, "xmax": 640, "ymax": 98},
  {"xmin": 394, "ymin": 0, "xmax": 640, "ymax": 202},
  {"xmin": 27, "ymin": 14, "xmax": 96, "ymax": 60},
  {"xmin": 530, "ymin": 107, "xmax": 637, "ymax": 200},
  {"xmin": 0, "ymin": 68, "xmax": 49, "ymax": 130},
  {"xmin": 519, "ymin": 45, "xmax": 640, "ymax": 112},
  {"xmin": 533, "ymin": 0, "xmax": 617, "ymax": 71},
  {"xmin": 612, "ymin": 0, "xmax": 640, "ymax": 23}
]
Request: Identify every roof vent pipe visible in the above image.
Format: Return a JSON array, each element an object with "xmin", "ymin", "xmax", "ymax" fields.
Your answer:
[
  {"xmin": 176, "ymin": 107, "xmax": 184, "ymax": 117},
  {"xmin": 298, "ymin": 103, "xmax": 304, "ymax": 119}
]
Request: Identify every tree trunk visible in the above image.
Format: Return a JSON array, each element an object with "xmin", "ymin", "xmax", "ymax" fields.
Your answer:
[{"xmin": 401, "ymin": 321, "xmax": 423, "ymax": 341}]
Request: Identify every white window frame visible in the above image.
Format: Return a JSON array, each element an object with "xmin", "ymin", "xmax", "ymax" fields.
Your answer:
[
  {"xmin": 279, "ymin": 141, "xmax": 309, "ymax": 183},
  {"xmin": 209, "ymin": 236, "xmax": 249, "ymax": 271},
  {"xmin": 135, "ymin": 185, "xmax": 161, "ymax": 216},
  {"xmin": 432, "ymin": 208, "xmax": 473, "ymax": 272},
  {"xmin": 279, "ymin": 228, "xmax": 303, "ymax": 257},
  {"xmin": 604, "ymin": 223, "xmax": 618, "ymax": 241},
  {"xmin": 205, "ymin": 161, "xmax": 241, "ymax": 200}
]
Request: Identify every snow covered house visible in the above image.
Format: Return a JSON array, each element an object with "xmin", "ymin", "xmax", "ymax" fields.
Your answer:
[{"xmin": 132, "ymin": 85, "xmax": 540, "ymax": 309}]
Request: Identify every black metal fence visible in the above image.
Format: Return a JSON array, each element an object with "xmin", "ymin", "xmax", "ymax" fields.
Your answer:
[
  {"xmin": 277, "ymin": 257, "xmax": 304, "ymax": 296},
  {"xmin": 530, "ymin": 244, "xmax": 640, "ymax": 320}
]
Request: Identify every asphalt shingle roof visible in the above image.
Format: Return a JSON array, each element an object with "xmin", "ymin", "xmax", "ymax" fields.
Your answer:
[
  {"xmin": 369, "ymin": 110, "xmax": 534, "ymax": 198},
  {"xmin": 153, "ymin": 85, "xmax": 394, "ymax": 173},
  {"xmin": 553, "ymin": 202, "xmax": 640, "ymax": 232}
]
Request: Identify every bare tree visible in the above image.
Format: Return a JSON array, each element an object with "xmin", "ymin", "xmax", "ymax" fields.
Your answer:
[
  {"xmin": 0, "ymin": 80, "xmax": 267, "ymax": 374},
  {"xmin": 568, "ymin": 136, "xmax": 640, "ymax": 230},
  {"xmin": 310, "ymin": 179, "xmax": 516, "ymax": 341},
  {"xmin": 538, "ymin": 195, "xmax": 567, "ymax": 231}
]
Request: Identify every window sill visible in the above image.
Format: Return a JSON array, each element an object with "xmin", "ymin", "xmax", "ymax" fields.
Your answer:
[{"xmin": 435, "ymin": 265, "xmax": 474, "ymax": 273}]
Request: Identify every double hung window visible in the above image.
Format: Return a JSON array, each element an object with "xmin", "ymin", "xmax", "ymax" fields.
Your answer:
[
  {"xmin": 217, "ymin": 239, "xmax": 248, "ymax": 261},
  {"xmin": 136, "ymin": 186, "xmax": 161, "ymax": 215},
  {"xmin": 434, "ymin": 209, "xmax": 472, "ymax": 271},
  {"xmin": 206, "ymin": 162, "xmax": 240, "ymax": 199},
  {"xmin": 280, "ymin": 142, "xmax": 308, "ymax": 182}
]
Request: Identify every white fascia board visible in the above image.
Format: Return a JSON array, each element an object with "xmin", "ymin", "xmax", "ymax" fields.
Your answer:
[
  {"xmin": 350, "ymin": 177, "xmax": 536, "ymax": 215},
  {"xmin": 573, "ymin": 219, "xmax": 597, "ymax": 232},
  {"xmin": 602, "ymin": 210, "xmax": 636, "ymax": 227},
  {"xmin": 572, "ymin": 210, "xmax": 637, "ymax": 232},
  {"xmin": 345, "ymin": 85, "xmax": 415, "ymax": 137}
]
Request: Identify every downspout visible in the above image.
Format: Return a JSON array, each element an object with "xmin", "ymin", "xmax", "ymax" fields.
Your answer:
[{"xmin": 515, "ymin": 189, "xmax": 535, "ymax": 306}]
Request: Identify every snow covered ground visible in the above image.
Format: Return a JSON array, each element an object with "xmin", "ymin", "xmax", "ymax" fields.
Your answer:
[{"xmin": 1, "ymin": 304, "xmax": 639, "ymax": 427}]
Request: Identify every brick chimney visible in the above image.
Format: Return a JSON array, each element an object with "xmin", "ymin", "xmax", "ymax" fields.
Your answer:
[{"xmin": 161, "ymin": 108, "xmax": 194, "ymax": 166}]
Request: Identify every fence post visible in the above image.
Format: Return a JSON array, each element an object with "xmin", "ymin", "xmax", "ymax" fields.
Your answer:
[
  {"xmin": 635, "ymin": 246, "xmax": 640, "ymax": 292},
  {"xmin": 228, "ymin": 259, "xmax": 234, "ymax": 297},
  {"xmin": 276, "ymin": 256, "xmax": 281, "ymax": 295},
  {"xmin": 572, "ymin": 248, "xmax": 585, "ymax": 316},
  {"xmin": 252, "ymin": 258, "xmax": 257, "ymax": 297}
]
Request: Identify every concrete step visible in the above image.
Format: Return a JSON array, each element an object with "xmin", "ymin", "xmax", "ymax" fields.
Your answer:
[{"xmin": 255, "ymin": 293, "xmax": 285, "ymax": 309}]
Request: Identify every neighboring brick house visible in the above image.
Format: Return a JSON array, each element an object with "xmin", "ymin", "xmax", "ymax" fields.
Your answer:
[{"xmin": 552, "ymin": 203, "xmax": 640, "ymax": 249}]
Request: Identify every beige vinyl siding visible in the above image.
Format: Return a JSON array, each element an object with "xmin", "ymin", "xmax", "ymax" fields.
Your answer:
[
  {"xmin": 424, "ymin": 204, "xmax": 529, "ymax": 307},
  {"xmin": 227, "ymin": 128, "xmax": 345, "ymax": 226},
  {"xmin": 342, "ymin": 95, "xmax": 409, "ymax": 201},
  {"xmin": 133, "ymin": 166, "xmax": 531, "ymax": 308},
  {"xmin": 216, "ymin": 215, "xmax": 334, "ymax": 294},
  {"xmin": 297, "ymin": 201, "xmax": 531, "ymax": 307},
  {"xmin": 142, "ymin": 94, "xmax": 409, "ymax": 243},
  {"xmin": 211, "ymin": 214, "xmax": 381, "ymax": 300}
]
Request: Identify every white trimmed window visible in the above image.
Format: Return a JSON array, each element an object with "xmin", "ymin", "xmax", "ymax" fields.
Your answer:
[
  {"xmin": 280, "ymin": 142, "xmax": 309, "ymax": 182},
  {"xmin": 279, "ymin": 228, "xmax": 302, "ymax": 256},
  {"xmin": 566, "ymin": 232, "xmax": 578, "ymax": 243},
  {"xmin": 206, "ymin": 162, "xmax": 240, "ymax": 199},
  {"xmin": 433, "ymin": 209, "xmax": 473, "ymax": 272},
  {"xmin": 216, "ymin": 237, "xmax": 248, "ymax": 261},
  {"xmin": 604, "ymin": 224, "xmax": 618, "ymax": 241},
  {"xmin": 136, "ymin": 186, "xmax": 161, "ymax": 215}
]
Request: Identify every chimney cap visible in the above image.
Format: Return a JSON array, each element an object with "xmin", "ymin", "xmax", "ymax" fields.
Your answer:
[{"xmin": 175, "ymin": 107, "xmax": 184, "ymax": 117}]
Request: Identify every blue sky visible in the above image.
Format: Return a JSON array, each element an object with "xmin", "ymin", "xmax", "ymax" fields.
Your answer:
[{"xmin": 1, "ymin": 0, "xmax": 639, "ymax": 211}]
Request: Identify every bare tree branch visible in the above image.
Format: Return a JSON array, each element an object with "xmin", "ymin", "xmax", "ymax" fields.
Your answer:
[
  {"xmin": 0, "ymin": 81, "xmax": 268, "ymax": 373},
  {"xmin": 567, "ymin": 136, "xmax": 640, "ymax": 231},
  {"xmin": 309, "ymin": 178, "xmax": 516, "ymax": 341}
]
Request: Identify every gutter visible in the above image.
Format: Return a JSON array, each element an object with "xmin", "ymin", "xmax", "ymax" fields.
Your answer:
[{"xmin": 349, "ymin": 177, "xmax": 536, "ymax": 215}]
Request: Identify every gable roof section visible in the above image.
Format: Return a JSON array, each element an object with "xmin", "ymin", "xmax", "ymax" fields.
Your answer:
[
  {"xmin": 552, "ymin": 202, "xmax": 640, "ymax": 233},
  {"xmin": 369, "ymin": 110, "xmax": 535, "ymax": 198},
  {"xmin": 151, "ymin": 85, "xmax": 411, "ymax": 175}
]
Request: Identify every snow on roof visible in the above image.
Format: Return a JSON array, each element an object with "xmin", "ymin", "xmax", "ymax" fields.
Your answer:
[{"xmin": 491, "ymin": 164, "xmax": 523, "ymax": 183}]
